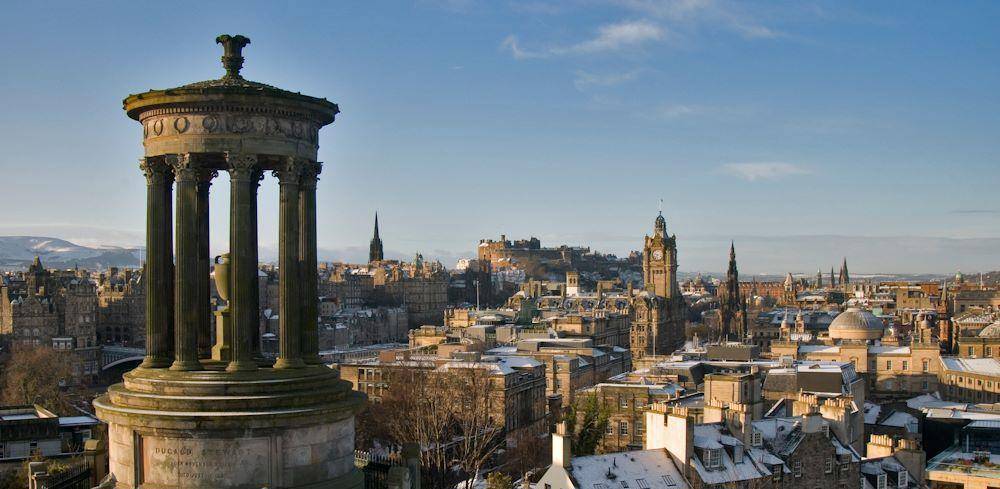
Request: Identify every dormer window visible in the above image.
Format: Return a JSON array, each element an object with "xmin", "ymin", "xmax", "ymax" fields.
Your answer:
[
  {"xmin": 898, "ymin": 470, "xmax": 908, "ymax": 488},
  {"xmin": 751, "ymin": 431, "xmax": 762, "ymax": 447},
  {"xmin": 877, "ymin": 473, "xmax": 887, "ymax": 489},
  {"xmin": 706, "ymin": 448, "xmax": 722, "ymax": 469}
]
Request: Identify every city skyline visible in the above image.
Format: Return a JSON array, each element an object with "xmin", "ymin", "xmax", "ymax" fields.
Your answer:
[
  {"xmin": 0, "ymin": 1, "xmax": 998, "ymax": 273},
  {"xmin": 2, "ymin": 6, "xmax": 1000, "ymax": 489}
]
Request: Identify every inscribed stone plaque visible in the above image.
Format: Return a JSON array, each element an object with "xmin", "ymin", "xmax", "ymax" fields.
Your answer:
[{"xmin": 142, "ymin": 436, "xmax": 270, "ymax": 486}]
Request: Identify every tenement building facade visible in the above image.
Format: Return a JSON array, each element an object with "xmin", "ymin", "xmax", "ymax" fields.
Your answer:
[
  {"xmin": 0, "ymin": 258, "xmax": 100, "ymax": 383},
  {"xmin": 95, "ymin": 267, "xmax": 145, "ymax": 346}
]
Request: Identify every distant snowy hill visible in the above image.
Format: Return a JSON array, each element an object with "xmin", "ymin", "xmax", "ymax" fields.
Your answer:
[{"xmin": 0, "ymin": 236, "xmax": 142, "ymax": 270}]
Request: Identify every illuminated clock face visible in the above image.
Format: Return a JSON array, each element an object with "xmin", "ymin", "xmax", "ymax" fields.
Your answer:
[{"xmin": 652, "ymin": 249, "xmax": 663, "ymax": 260}]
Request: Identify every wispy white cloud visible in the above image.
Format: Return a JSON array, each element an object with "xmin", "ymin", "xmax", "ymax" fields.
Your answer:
[
  {"xmin": 571, "ymin": 20, "xmax": 665, "ymax": 53},
  {"xmin": 636, "ymin": 103, "xmax": 754, "ymax": 121},
  {"xmin": 500, "ymin": 35, "xmax": 538, "ymax": 59},
  {"xmin": 950, "ymin": 209, "xmax": 1000, "ymax": 215},
  {"xmin": 509, "ymin": 1, "xmax": 565, "ymax": 15},
  {"xmin": 610, "ymin": 0, "xmax": 780, "ymax": 39},
  {"xmin": 719, "ymin": 162, "xmax": 811, "ymax": 181},
  {"xmin": 418, "ymin": 0, "xmax": 479, "ymax": 13},
  {"xmin": 502, "ymin": 20, "xmax": 665, "ymax": 59},
  {"xmin": 654, "ymin": 104, "xmax": 705, "ymax": 118},
  {"xmin": 781, "ymin": 115, "xmax": 877, "ymax": 135},
  {"xmin": 573, "ymin": 69, "xmax": 642, "ymax": 90}
]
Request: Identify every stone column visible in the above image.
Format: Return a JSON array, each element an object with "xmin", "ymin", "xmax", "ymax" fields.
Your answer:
[
  {"xmin": 169, "ymin": 154, "xmax": 202, "ymax": 371},
  {"xmin": 226, "ymin": 153, "xmax": 262, "ymax": 372},
  {"xmin": 299, "ymin": 161, "xmax": 322, "ymax": 364},
  {"xmin": 197, "ymin": 169, "xmax": 216, "ymax": 357},
  {"xmin": 139, "ymin": 157, "xmax": 174, "ymax": 368},
  {"xmin": 273, "ymin": 158, "xmax": 305, "ymax": 369}
]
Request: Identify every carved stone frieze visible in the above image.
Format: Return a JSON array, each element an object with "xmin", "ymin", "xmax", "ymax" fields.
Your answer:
[{"xmin": 142, "ymin": 112, "xmax": 319, "ymax": 145}]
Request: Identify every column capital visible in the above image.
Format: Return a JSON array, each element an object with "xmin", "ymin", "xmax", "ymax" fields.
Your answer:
[
  {"xmin": 225, "ymin": 153, "xmax": 263, "ymax": 182},
  {"xmin": 197, "ymin": 167, "xmax": 219, "ymax": 184},
  {"xmin": 139, "ymin": 157, "xmax": 173, "ymax": 185},
  {"xmin": 272, "ymin": 156, "xmax": 306, "ymax": 184},
  {"xmin": 299, "ymin": 161, "xmax": 322, "ymax": 189},
  {"xmin": 167, "ymin": 154, "xmax": 200, "ymax": 182}
]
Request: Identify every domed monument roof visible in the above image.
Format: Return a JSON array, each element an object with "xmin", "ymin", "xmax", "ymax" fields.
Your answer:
[
  {"xmin": 829, "ymin": 307, "xmax": 884, "ymax": 341},
  {"xmin": 122, "ymin": 35, "xmax": 338, "ymax": 160},
  {"xmin": 979, "ymin": 321, "xmax": 1000, "ymax": 338}
]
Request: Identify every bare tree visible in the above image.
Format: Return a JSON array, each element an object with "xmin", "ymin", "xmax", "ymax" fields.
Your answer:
[
  {"xmin": 0, "ymin": 345, "xmax": 77, "ymax": 414},
  {"xmin": 444, "ymin": 367, "xmax": 505, "ymax": 489},
  {"xmin": 359, "ymin": 366, "xmax": 507, "ymax": 489}
]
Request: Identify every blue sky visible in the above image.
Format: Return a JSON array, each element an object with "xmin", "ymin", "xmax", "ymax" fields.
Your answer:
[{"xmin": 0, "ymin": 1, "xmax": 997, "ymax": 274}]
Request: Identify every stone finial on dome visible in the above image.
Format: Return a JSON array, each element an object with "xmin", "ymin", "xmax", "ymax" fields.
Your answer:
[{"xmin": 216, "ymin": 34, "xmax": 251, "ymax": 79}]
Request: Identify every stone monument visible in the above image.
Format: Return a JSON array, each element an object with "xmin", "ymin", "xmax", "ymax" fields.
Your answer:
[{"xmin": 94, "ymin": 35, "xmax": 365, "ymax": 488}]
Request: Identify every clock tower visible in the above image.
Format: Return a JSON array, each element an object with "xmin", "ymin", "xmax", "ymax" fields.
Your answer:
[
  {"xmin": 643, "ymin": 211, "xmax": 678, "ymax": 298},
  {"xmin": 630, "ymin": 209, "xmax": 687, "ymax": 358}
]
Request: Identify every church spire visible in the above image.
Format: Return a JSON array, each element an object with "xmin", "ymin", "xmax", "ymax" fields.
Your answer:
[
  {"xmin": 369, "ymin": 212, "xmax": 384, "ymax": 263},
  {"xmin": 839, "ymin": 257, "xmax": 850, "ymax": 285}
]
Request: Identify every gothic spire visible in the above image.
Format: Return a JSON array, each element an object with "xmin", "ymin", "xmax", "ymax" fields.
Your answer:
[
  {"xmin": 721, "ymin": 242, "xmax": 743, "ymax": 339},
  {"xmin": 727, "ymin": 241, "xmax": 738, "ymax": 277},
  {"xmin": 369, "ymin": 212, "xmax": 384, "ymax": 263}
]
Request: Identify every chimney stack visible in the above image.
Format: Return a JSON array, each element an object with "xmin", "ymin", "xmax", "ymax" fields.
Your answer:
[{"xmin": 553, "ymin": 422, "xmax": 572, "ymax": 468}]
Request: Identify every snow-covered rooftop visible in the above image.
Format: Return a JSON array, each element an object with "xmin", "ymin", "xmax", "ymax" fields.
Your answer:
[
  {"xmin": 940, "ymin": 357, "xmax": 1000, "ymax": 376},
  {"xmin": 569, "ymin": 449, "xmax": 689, "ymax": 489}
]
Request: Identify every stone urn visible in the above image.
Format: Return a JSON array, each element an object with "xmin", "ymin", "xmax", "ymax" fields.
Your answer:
[{"xmin": 214, "ymin": 253, "xmax": 230, "ymax": 302}]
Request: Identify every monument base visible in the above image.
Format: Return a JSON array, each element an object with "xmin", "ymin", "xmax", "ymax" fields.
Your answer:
[{"xmin": 94, "ymin": 364, "xmax": 364, "ymax": 489}]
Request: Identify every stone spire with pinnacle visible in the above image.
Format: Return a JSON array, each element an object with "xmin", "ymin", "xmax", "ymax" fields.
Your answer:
[
  {"xmin": 720, "ymin": 241, "xmax": 746, "ymax": 339},
  {"xmin": 839, "ymin": 257, "xmax": 850, "ymax": 285},
  {"xmin": 369, "ymin": 212, "xmax": 384, "ymax": 263}
]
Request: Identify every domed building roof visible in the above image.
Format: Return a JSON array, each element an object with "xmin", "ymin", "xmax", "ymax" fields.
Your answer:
[
  {"xmin": 829, "ymin": 307, "xmax": 884, "ymax": 341},
  {"xmin": 978, "ymin": 322, "xmax": 1000, "ymax": 338}
]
